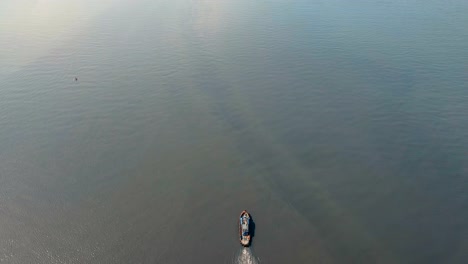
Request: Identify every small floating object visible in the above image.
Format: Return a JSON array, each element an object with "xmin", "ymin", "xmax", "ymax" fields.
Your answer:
[
  {"xmin": 74, "ymin": 77, "xmax": 78, "ymax": 81},
  {"xmin": 239, "ymin": 210, "xmax": 251, "ymax": 247}
]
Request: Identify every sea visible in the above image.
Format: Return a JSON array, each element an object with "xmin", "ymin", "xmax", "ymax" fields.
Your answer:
[{"xmin": 0, "ymin": 0, "xmax": 467, "ymax": 263}]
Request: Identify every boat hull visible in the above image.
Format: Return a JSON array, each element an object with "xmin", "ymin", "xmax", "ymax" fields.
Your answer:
[{"xmin": 239, "ymin": 210, "xmax": 251, "ymax": 247}]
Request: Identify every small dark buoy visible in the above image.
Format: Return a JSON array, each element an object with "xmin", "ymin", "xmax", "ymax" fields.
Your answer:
[{"xmin": 74, "ymin": 77, "xmax": 78, "ymax": 81}]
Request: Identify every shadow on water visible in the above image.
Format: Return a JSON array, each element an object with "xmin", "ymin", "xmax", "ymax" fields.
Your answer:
[
  {"xmin": 233, "ymin": 247, "xmax": 260, "ymax": 264},
  {"xmin": 248, "ymin": 214, "xmax": 255, "ymax": 246}
]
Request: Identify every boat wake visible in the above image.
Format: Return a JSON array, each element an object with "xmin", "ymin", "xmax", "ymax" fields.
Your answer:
[{"xmin": 234, "ymin": 247, "xmax": 260, "ymax": 264}]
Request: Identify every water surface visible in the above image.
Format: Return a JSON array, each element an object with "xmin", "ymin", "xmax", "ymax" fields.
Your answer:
[{"xmin": 1, "ymin": 0, "xmax": 467, "ymax": 263}]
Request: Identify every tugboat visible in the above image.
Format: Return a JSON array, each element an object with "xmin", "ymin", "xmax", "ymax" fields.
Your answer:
[{"xmin": 239, "ymin": 210, "xmax": 251, "ymax": 247}]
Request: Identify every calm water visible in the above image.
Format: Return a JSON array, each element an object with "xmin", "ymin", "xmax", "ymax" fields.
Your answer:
[{"xmin": 1, "ymin": 0, "xmax": 467, "ymax": 263}]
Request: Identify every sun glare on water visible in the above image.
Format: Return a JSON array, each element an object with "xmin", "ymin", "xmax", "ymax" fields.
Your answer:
[{"xmin": 0, "ymin": 0, "xmax": 112, "ymax": 75}]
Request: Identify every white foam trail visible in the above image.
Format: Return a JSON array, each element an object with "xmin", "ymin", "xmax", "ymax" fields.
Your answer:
[{"xmin": 234, "ymin": 247, "xmax": 260, "ymax": 264}]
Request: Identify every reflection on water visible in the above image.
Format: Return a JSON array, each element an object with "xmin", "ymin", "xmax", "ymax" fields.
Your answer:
[{"xmin": 234, "ymin": 248, "xmax": 260, "ymax": 264}]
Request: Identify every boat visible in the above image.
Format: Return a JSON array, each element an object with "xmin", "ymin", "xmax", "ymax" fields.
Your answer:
[{"xmin": 239, "ymin": 210, "xmax": 251, "ymax": 246}]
